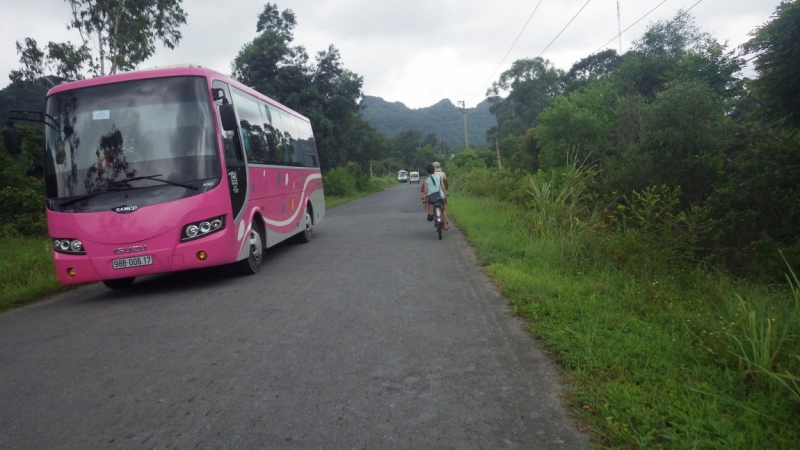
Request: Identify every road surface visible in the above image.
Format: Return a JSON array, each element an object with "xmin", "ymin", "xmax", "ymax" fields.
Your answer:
[{"xmin": 0, "ymin": 184, "xmax": 590, "ymax": 449}]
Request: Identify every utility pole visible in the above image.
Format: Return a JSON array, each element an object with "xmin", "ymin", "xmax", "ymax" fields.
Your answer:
[
  {"xmin": 495, "ymin": 137, "xmax": 502, "ymax": 169},
  {"xmin": 617, "ymin": 1, "xmax": 623, "ymax": 54},
  {"xmin": 457, "ymin": 101, "xmax": 473, "ymax": 150}
]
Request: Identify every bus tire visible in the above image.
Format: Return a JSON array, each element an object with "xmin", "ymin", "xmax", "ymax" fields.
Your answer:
[
  {"xmin": 296, "ymin": 206, "xmax": 313, "ymax": 244},
  {"xmin": 103, "ymin": 277, "xmax": 135, "ymax": 289},
  {"xmin": 238, "ymin": 224, "xmax": 264, "ymax": 275}
]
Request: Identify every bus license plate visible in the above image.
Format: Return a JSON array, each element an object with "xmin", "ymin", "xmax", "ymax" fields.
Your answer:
[{"xmin": 112, "ymin": 255, "xmax": 153, "ymax": 270}]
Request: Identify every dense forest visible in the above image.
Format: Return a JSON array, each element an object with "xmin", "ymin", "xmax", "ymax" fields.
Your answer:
[
  {"xmin": 450, "ymin": 3, "xmax": 800, "ymax": 280},
  {"xmin": 360, "ymin": 96, "xmax": 495, "ymax": 148}
]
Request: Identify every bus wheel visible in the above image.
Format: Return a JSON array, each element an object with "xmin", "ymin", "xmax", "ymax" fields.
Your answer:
[
  {"xmin": 296, "ymin": 206, "xmax": 313, "ymax": 244},
  {"xmin": 103, "ymin": 277, "xmax": 135, "ymax": 289},
  {"xmin": 238, "ymin": 226, "xmax": 263, "ymax": 275}
]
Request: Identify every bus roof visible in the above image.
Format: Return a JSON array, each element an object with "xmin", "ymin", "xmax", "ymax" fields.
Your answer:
[{"xmin": 45, "ymin": 64, "xmax": 310, "ymax": 122}]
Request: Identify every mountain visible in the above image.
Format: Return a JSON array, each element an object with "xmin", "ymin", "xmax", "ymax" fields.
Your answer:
[{"xmin": 360, "ymin": 96, "xmax": 496, "ymax": 148}]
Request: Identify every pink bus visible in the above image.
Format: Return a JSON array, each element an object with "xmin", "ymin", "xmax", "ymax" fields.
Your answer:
[{"xmin": 31, "ymin": 65, "xmax": 325, "ymax": 289}]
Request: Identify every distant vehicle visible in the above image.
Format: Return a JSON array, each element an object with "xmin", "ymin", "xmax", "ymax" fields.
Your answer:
[
  {"xmin": 397, "ymin": 170, "xmax": 408, "ymax": 182},
  {"xmin": 409, "ymin": 171, "xmax": 420, "ymax": 183},
  {"xmin": 7, "ymin": 65, "xmax": 325, "ymax": 289}
]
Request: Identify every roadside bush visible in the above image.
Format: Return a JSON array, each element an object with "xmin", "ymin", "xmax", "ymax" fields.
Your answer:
[
  {"xmin": 322, "ymin": 166, "xmax": 357, "ymax": 197},
  {"xmin": 0, "ymin": 182, "xmax": 47, "ymax": 237},
  {"xmin": 704, "ymin": 127, "xmax": 800, "ymax": 278},
  {"xmin": 0, "ymin": 147, "xmax": 47, "ymax": 237},
  {"xmin": 606, "ymin": 185, "xmax": 708, "ymax": 273},
  {"xmin": 351, "ymin": 166, "xmax": 371, "ymax": 192},
  {"xmin": 450, "ymin": 150, "xmax": 488, "ymax": 171},
  {"xmin": 453, "ymin": 167, "xmax": 529, "ymax": 206}
]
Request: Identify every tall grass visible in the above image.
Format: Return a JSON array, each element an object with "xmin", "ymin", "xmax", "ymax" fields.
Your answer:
[
  {"xmin": 526, "ymin": 155, "xmax": 601, "ymax": 236},
  {"xmin": 448, "ymin": 165, "xmax": 800, "ymax": 448},
  {"xmin": 0, "ymin": 236, "xmax": 65, "ymax": 311},
  {"xmin": 727, "ymin": 254, "xmax": 800, "ymax": 402}
]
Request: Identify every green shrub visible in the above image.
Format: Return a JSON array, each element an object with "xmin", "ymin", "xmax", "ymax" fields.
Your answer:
[
  {"xmin": 351, "ymin": 166, "xmax": 371, "ymax": 192},
  {"xmin": 322, "ymin": 166, "xmax": 357, "ymax": 197},
  {"xmin": 450, "ymin": 150, "xmax": 488, "ymax": 171},
  {"xmin": 0, "ymin": 182, "xmax": 47, "ymax": 237},
  {"xmin": 452, "ymin": 167, "xmax": 529, "ymax": 206},
  {"xmin": 703, "ymin": 127, "xmax": 800, "ymax": 278}
]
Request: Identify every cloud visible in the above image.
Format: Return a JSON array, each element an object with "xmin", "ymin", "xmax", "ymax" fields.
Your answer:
[{"xmin": 0, "ymin": 0, "xmax": 783, "ymax": 109}]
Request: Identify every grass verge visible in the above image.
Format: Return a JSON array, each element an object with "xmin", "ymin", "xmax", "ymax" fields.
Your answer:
[
  {"xmin": 0, "ymin": 236, "xmax": 67, "ymax": 311},
  {"xmin": 448, "ymin": 193, "xmax": 800, "ymax": 449}
]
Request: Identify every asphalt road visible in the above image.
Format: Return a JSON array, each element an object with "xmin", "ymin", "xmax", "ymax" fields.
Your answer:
[{"xmin": 0, "ymin": 184, "xmax": 590, "ymax": 449}]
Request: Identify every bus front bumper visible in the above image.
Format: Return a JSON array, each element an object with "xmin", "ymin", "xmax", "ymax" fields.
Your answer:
[{"xmin": 52, "ymin": 228, "xmax": 239, "ymax": 285}]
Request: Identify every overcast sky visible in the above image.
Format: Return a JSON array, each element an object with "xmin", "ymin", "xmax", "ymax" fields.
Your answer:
[{"xmin": 0, "ymin": 0, "xmax": 782, "ymax": 109}]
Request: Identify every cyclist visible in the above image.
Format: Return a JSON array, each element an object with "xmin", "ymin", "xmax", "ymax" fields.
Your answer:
[
  {"xmin": 432, "ymin": 161, "xmax": 449, "ymax": 229},
  {"xmin": 421, "ymin": 163, "xmax": 449, "ymax": 230}
]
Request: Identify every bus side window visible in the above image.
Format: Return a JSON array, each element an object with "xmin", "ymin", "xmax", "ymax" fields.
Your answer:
[
  {"xmin": 279, "ymin": 110, "xmax": 302, "ymax": 166},
  {"xmin": 231, "ymin": 90, "xmax": 269, "ymax": 164},
  {"xmin": 296, "ymin": 120, "xmax": 317, "ymax": 167},
  {"xmin": 264, "ymin": 103, "xmax": 285, "ymax": 165}
]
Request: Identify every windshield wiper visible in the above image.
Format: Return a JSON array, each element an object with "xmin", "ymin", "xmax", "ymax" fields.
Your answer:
[
  {"xmin": 56, "ymin": 175, "xmax": 200, "ymax": 209},
  {"xmin": 57, "ymin": 187, "xmax": 133, "ymax": 208},
  {"xmin": 113, "ymin": 174, "xmax": 198, "ymax": 191}
]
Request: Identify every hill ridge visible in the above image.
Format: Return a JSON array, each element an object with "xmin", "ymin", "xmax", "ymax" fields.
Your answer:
[{"xmin": 360, "ymin": 95, "xmax": 495, "ymax": 147}]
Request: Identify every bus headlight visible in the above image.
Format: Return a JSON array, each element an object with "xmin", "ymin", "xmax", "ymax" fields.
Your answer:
[
  {"xmin": 70, "ymin": 240, "xmax": 83, "ymax": 253},
  {"xmin": 181, "ymin": 215, "xmax": 226, "ymax": 242},
  {"xmin": 53, "ymin": 238, "xmax": 86, "ymax": 255}
]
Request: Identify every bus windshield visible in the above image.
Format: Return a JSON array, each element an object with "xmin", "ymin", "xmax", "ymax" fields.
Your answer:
[{"xmin": 44, "ymin": 76, "xmax": 221, "ymax": 212}]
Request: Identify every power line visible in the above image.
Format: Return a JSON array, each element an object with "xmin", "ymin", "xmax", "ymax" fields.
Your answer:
[
  {"xmin": 595, "ymin": 0, "xmax": 705, "ymax": 55},
  {"xmin": 595, "ymin": 1, "xmax": 667, "ymax": 54},
  {"xmin": 538, "ymin": 0, "xmax": 594, "ymax": 57},
  {"xmin": 467, "ymin": 0, "xmax": 545, "ymax": 104}
]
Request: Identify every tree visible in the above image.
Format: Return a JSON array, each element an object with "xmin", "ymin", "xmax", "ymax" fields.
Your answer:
[
  {"xmin": 421, "ymin": 132, "xmax": 438, "ymax": 149},
  {"xmin": 256, "ymin": 3, "xmax": 296, "ymax": 37},
  {"xmin": 536, "ymin": 83, "xmax": 617, "ymax": 170},
  {"xmin": 485, "ymin": 57, "xmax": 564, "ymax": 139},
  {"xmin": 231, "ymin": 3, "xmax": 377, "ymax": 172},
  {"xmin": 388, "ymin": 129, "xmax": 422, "ymax": 168},
  {"xmin": 741, "ymin": 1, "xmax": 800, "ymax": 128},
  {"xmin": 631, "ymin": 81, "xmax": 727, "ymax": 204},
  {"xmin": 450, "ymin": 150, "xmax": 486, "ymax": 170},
  {"xmin": 565, "ymin": 49, "xmax": 622, "ymax": 92},
  {"xmin": 11, "ymin": 0, "xmax": 187, "ymax": 83},
  {"xmin": 412, "ymin": 145, "xmax": 437, "ymax": 170},
  {"xmin": 614, "ymin": 11, "xmax": 713, "ymax": 97}
]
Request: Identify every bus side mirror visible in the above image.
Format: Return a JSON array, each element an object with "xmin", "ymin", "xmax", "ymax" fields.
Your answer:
[
  {"xmin": 2, "ymin": 123, "xmax": 22, "ymax": 155},
  {"xmin": 219, "ymin": 104, "xmax": 238, "ymax": 131},
  {"xmin": 211, "ymin": 88, "xmax": 227, "ymax": 102}
]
